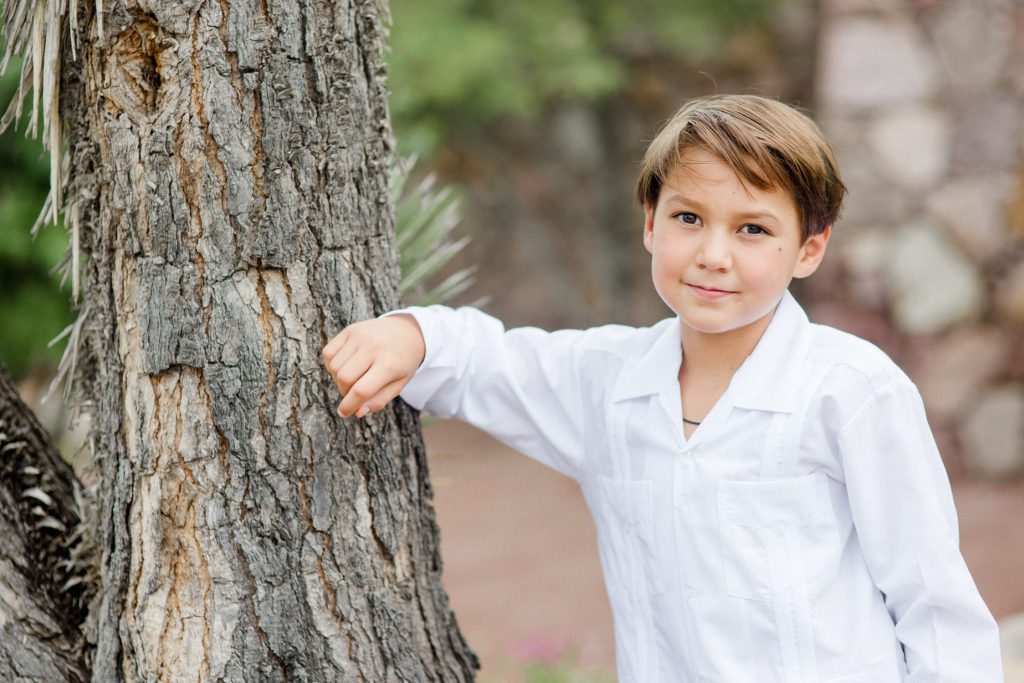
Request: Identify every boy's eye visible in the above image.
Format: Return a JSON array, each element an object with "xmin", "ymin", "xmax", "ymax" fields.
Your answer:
[
  {"xmin": 740, "ymin": 224, "xmax": 767, "ymax": 236},
  {"xmin": 676, "ymin": 212, "xmax": 700, "ymax": 225}
]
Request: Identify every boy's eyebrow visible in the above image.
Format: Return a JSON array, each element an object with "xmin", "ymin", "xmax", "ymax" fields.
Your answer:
[
  {"xmin": 666, "ymin": 195, "xmax": 781, "ymax": 224},
  {"xmin": 732, "ymin": 210, "xmax": 781, "ymax": 224}
]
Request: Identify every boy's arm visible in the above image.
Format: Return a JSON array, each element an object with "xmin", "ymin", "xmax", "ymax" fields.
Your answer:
[
  {"xmin": 837, "ymin": 375, "xmax": 1003, "ymax": 682},
  {"xmin": 324, "ymin": 306, "xmax": 588, "ymax": 480}
]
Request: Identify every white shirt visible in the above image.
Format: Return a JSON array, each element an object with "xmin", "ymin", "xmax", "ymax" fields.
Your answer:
[{"xmin": 394, "ymin": 290, "xmax": 1003, "ymax": 682}]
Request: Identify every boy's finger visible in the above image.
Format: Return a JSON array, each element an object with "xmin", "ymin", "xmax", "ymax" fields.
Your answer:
[
  {"xmin": 338, "ymin": 363, "xmax": 392, "ymax": 417},
  {"xmin": 321, "ymin": 327, "xmax": 352, "ymax": 361},
  {"xmin": 333, "ymin": 350, "xmax": 373, "ymax": 398},
  {"xmin": 354, "ymin": 378, "xmax": 407, "ymax": 418},
  {"xmin": 327, "ymin": 340, "xmax": 362, "ymax": 386}
]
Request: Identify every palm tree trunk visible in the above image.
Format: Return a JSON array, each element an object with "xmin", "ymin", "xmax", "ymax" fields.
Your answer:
[
  {"xmin": 0, "ymin": 361, "xmax": 86, "ymax": 681},
  {"xmin": 52, "ymin": 0, "xmax": 479, "ymax": 679}
]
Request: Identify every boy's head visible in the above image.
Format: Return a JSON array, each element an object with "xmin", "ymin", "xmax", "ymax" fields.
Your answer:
[{"xmin": 636, "ymin": 95, "xmax": 846, "ymax": 243}]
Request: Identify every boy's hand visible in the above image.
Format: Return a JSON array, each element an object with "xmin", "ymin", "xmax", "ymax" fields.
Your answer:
[{"xmin": 321, "ymin": 314, "xmax": 426, "ymax": 419}]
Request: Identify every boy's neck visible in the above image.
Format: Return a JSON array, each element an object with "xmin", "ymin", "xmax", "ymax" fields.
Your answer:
[{"xmin": 678, "ymin": 309, "xmax": 776, "ymax": 381}]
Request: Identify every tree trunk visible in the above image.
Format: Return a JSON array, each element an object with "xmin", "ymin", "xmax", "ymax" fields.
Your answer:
[
  {"xmin": 59, "ymin": 0, "xmax": 477, "ymax": 680},
  {"xmin": 0, "ymin": 362, "xmax": 87, "ymax": 681}
]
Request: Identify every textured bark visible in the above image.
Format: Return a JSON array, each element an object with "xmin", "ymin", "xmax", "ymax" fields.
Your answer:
[
  {"xmin": 61, "ymin": 0, "xmax": 477, "ymax": 680},
  {"xmin": 0, "ymin": 362, "xmax": 86, "ymax": 682}
]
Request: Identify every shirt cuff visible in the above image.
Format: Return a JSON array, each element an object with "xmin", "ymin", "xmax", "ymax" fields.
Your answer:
[{"xmin": 379, "ymin": 306, "xmax": 458, "ymax": 410}]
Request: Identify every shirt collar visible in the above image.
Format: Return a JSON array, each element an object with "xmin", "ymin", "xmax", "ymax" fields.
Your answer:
[
  {"xmin": 727, "ymin": 289, "xmax": 812, "ymax": 413},
  {"xmin": 611, "ymin": 290, "xmax": 812, "ymax": 413},
  {"xmin": 611, "ymin": 317, "xmax": 683, "ymax": 402}
]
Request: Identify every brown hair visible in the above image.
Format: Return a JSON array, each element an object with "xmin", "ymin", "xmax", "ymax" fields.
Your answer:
[{"xmin": 636, "ymin": 94, "xmax": 846, "ymax": 241}]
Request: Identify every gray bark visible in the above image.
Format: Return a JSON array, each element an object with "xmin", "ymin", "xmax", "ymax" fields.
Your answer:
[
  {"xmin": 0, "ymin": 362, "xmax": 87, "ymax": 682},
  {"xmin": 60, "ymin": 0, "xmax": 478, "ymax": 680}
]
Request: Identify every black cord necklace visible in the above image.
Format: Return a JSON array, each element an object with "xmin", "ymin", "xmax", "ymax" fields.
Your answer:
[{"xmin": 682, "ymin": 416, "xmax": 702, "ymax": 426}]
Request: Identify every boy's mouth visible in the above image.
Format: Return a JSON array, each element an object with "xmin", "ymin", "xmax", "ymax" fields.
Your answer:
[{"xmin": 687, "ymin": 284, "xmax": 735, "ymax": 299}]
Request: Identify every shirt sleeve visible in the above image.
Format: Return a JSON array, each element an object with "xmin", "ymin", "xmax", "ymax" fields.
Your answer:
[
  {"xmin": 384, "ymin": 305, "xmax": 588, "ymax": 480},
  {"xmin": 836, "ymin": 375, "xmax": 1003, "ymax": 682}
]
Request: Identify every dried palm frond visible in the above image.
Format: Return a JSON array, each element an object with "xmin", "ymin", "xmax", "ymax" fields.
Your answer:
[
  {"xmin": 1, "ymin": 0, "xmax": 81, "ymax": 221},
  {"xmin": 2, "ymin": 0, "xmax": 98, "ymax": 403},
  {"xmin": 43, "ymin": 299, "xmax": 89, "ymax": 404},
  {"xmin": 2, "ymin": 0, "xmax": 97, "ymax": 275}
]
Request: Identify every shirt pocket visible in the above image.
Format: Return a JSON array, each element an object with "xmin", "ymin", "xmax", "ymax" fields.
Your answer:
[
  {"xmin": 717, "ymin": 471, "xmax": 841, "ymax": 601},
  {"xmin": 598, "ymin": 476, "xmax": 664, "ymax": 597}
]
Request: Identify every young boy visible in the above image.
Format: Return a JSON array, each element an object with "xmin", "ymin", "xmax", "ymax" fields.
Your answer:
[{"xmin": 322, "ymin": 95, "xmax": 1003, "ymax": 682}]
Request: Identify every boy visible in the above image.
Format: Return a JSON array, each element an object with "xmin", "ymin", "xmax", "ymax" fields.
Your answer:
[{"xmin": 322, "ymin": 95, "xmax": 1003, "ymax": 681}]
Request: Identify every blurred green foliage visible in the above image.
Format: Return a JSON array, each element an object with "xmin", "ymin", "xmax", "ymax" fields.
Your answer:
[
  {"xmin": 0, "ymin": 55, "xmax": 71, "ymax": 379},
  {"xmin": 387, "ymin": 0, "xmax": 782, "ymax": 155},
  {"xmin": 520, "ymin": 660, "xmax": 616, "ymax": 683}
]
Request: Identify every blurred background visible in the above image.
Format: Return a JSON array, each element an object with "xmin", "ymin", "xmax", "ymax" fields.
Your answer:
[{"xmin": 3, "ymin": 0, "xmax": 1024, "ymax": 680}]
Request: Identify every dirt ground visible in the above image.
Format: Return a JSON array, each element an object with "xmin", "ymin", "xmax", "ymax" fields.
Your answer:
[{"xmin": 423, "ymin": 420, "xmax": 1024, "ymax": 682}]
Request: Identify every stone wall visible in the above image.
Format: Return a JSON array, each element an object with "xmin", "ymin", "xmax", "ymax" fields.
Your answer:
[{"xmin": 815, "ymin": 0, "xmax": 1024, "ymax": 479}]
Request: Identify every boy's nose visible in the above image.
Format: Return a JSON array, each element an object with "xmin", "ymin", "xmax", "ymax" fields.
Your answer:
[{"xmin": 695, "ymin": 230, "xmax": 732, "ymax": 271}]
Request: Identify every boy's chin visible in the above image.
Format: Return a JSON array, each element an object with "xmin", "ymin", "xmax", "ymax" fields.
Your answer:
[
  {"xmin": 679, "ymin": 320, "xmax": 741, "ymax": 336},
  {"xmin": 676, "ymin": 311, "xmax": 771, "ymax": 337}
]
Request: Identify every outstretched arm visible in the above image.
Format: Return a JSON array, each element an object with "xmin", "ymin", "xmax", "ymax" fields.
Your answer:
[{"xmin": 325, "ymin": 306, "xmax": 590, "ymax": 479}]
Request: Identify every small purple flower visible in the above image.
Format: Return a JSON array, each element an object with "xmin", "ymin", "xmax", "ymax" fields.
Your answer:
[{"xmin": 508, "ymin": 634, "xmax": 567, "ymax": 665}]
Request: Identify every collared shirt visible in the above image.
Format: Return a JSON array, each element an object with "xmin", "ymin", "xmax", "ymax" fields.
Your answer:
[{"xmin": 395, "ymin": 290, "xmax": 1003, "ymax": 682}]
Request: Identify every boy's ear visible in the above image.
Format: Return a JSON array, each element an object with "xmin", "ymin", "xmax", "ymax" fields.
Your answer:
[
  {"xmin": 643, "ymin": 203, "xmax": 655, "ymax": 253},
  {"xmin": 794, "ymin": 224, "xmax": 831, "ymax": 279}
]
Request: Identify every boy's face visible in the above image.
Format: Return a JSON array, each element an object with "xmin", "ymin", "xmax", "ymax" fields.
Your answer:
[{"xmin": 643, "ymin": 147, "xmax": 829, "ymax": 338}]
